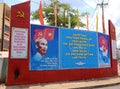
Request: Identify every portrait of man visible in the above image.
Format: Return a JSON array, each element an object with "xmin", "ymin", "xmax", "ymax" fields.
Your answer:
[
  {"xmin": 31, "ymin": 37, "xmax": 48, "ymax": 69},
  {"xmin": 30, "ymin": 25, "xmax": 59, "ymax": 70},
  {"xmin": 98, "ymin": 34, "xmax": 110, "ymax": 64},
  {"xmin": 34, "ymin": 37, "xmax": 48, "ymax": 58}
]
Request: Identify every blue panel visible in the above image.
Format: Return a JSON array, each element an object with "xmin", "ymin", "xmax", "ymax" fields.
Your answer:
[
  {"xmin": 30, "ymin": 24, "xmax": 59, "ymax": 70},
  {"xmin": 30, "ymin": 25, "xmax": 111, "ymax": 70},
  {"xmin": 98, "ymin": 33, "xmax": 111, "ymax": 68},
  {"xmin": 59, "ymin": 28, "xmax": 99, "ymax": 69}
]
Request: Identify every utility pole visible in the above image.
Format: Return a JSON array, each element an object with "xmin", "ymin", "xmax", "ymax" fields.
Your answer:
[{"xmin": 97, "ymin": 1, "xmax": 108, "ymax": 34}]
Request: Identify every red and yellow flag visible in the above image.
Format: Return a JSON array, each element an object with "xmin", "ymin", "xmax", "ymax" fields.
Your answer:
[{"xmin": 39, "ymin": 1, "xmax": 44, "ymax": 25}]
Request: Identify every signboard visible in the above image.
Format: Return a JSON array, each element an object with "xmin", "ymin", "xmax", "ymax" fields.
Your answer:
[
  {"xmin": 11, "ymin": 27, "xmax": 28, "ymax": 58},
  {"xmin": 0, "ymin": 52, "xmax": 8, "ymax": 58},
  {"xmin": 60, "ymin": 28, "xmax": 98, "ymax": 69},
  {"xmin": 98, "ymin": 33, "xmax": 111, "ymax": 67},
  {"xmin": 30, "ymin": 24, "xmax": 59, "ymax": 70},
  {"xmin": 112, "ymin": 40, "xmax": 117, "ymax": 59},
  {"xmin": 30, "ymin": 25, "xmax": 111, "ymax": 70}
]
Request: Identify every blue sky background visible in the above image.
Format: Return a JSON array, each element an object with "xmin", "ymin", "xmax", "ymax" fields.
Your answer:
[
  {"xmin": 1, "ymin": 0, "xmax": 120, "ymax": 47},
  {"xmin": 3, "ymin": 0, "xmax": 119, "ymax": 26},
  {"xmin": 2, "ymin": 0, "xmax": 102, "ymax": 17}
]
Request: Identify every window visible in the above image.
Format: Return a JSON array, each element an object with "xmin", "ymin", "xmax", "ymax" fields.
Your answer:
[
  {"xmin": 5, "ymin": 5, "xmax": 10, "ymax": 18},
  {"xmin": 4, "ymin": 25, "xmax": 10, "ymax": 33},
  {"xmin": 3, "ymin": 39, "xmax": 9, "ymax": 49}
]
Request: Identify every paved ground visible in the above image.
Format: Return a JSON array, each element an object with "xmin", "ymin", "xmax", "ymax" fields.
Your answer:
[{"xmin": 0, "ymin": 76, "xmax": 120, "ymax": 89}]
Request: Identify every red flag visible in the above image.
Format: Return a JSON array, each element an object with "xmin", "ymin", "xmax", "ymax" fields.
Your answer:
[
  {"xmin": 39, "ymin": 1, "xmax": 44, "ymax": 25},
  {"xmin": 98, "ymin": 36, "xmax": 108, "ymax": 52},
  {"xmin": 34, "ymin": 28, "xmax": 55, "ymax": 41},
  {"xmin": 34, "ymin": 29, "xmax": 44, "ymax": 40},
  {"xmin": 44, "ymin": 28, "xmax": 55, "ymax": 40}
]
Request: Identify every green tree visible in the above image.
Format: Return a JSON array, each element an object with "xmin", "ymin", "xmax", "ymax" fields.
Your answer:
[{"xmin": 31, "ymin": 0, "xmax": 85, "ymax": 28}]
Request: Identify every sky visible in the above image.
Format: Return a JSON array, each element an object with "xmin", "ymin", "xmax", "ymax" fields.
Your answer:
[{"xmin": 1, "ymin": 0, "xmax": 120, "ymax": 47}]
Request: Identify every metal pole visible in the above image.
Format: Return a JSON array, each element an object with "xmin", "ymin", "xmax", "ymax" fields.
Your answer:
[
  {"xmin": 102, "ymin": 2, "xmax": 105, "ymax": 33},
  {"xmin": 97, "ymin": 1, "xmax": 108, "ymax": 34}
]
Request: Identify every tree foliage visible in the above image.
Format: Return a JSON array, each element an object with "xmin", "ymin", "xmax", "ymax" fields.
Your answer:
[{"xmin": 31, "ymin": 0, "xmax": 85, "ymax": 28}]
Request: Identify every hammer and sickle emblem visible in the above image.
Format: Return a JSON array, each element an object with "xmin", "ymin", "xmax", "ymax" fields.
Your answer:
[{"xmin": 16, "ymin": 10, "xmax": 25, "ymax": 18}]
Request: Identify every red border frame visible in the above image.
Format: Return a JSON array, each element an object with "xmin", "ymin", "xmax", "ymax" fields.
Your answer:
[{"xmin": 6, "ymin": 2, "xmax": 118, "ymax": 85}]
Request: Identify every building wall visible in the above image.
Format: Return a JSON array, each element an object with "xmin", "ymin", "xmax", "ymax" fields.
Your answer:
[
  {"xmin": 0, "ymin": 3, "xmax": 10, "ymax": 51},
  {"xmin": 0, "ymin": 3, "xmax": 4, "ymax": 50}
]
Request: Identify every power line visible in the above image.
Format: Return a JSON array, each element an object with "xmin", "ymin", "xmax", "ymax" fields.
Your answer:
[
  {"xmin": 89, "ymin": 6, "xmax": 98, "ymax": 30},
  {"xmin": 81, "ymin": 0, "xmax": 96, "ymax": 9},
  {"xmin": 105, "ymin": 9, "xmax": 120, "ymax": 28}
]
